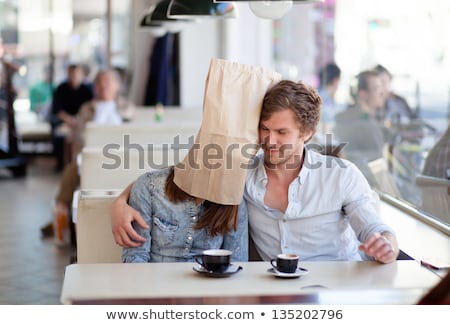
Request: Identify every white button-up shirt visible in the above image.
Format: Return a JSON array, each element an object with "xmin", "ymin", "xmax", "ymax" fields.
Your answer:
[{"xmin": 244, "ymin": 148, "xmax": 394, "ymax": 261}]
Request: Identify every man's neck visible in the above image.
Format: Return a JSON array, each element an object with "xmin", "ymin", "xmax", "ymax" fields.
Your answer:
[{"xmin": 264, "ymin": 153, "xmax": 304, "ymax": 183}]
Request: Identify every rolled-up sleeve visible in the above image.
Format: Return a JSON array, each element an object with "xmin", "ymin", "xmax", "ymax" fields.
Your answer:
[{"xmin": 342, "ymin": 163, "xmax": 395, "ymax": 243}]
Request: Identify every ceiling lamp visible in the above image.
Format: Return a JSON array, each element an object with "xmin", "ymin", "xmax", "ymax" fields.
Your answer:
[
  {"xmin": 214, "ymin": 1, "xmax": 323, "ymax": 20},
  {"xmin": 140, "ymin": 0, "xmax": 191, "ymax": 36},
  {"xmin": 168, "ymin": 0, "xmax": 238, "ymax": 19},
  {"xmin": 249, "ymin": 1, "xmax": 292, "ymax": 19}
]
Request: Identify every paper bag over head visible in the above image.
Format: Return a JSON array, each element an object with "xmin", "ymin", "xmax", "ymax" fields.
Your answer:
[{"xmin": 174, "ymin": 58, "xmax": 281, "ymax": 205}]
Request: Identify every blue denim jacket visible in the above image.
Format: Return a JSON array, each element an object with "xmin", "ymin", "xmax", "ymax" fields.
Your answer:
[{"xmin": 122, "ymin": 167, "xmax": 248, "ymax": 263}]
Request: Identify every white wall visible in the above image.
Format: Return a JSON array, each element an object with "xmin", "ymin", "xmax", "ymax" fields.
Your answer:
[
  {"xmin": 129, "ymin": 0, "xmax": 156, "ymax": 105},
  {"xmin": 179, "ymin": 19, "xmax": 220, "ymax": 108}
]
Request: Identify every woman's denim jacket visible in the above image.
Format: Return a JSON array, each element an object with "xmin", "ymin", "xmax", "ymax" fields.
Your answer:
[{"xmin": 122, "ymin": 167, "xmax": 248, "ymax": 263}]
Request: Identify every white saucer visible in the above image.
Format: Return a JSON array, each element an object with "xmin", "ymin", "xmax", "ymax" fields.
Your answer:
[
  {"xmin": 267, "ymin": 267, "xmax": 309, "ymax": 278},
  {"xmin": 193, "ymin": 264, "xmax": 243, "ymax": 278}
]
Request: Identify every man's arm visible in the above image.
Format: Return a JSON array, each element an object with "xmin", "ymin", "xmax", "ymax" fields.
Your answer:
[
  {"xmin": 111, "ymin": 182, "xmax": 149, "ymax": 247},
  {"xmin": 359, "ymin": 231, "xmax": 399, "ymax": 264}
]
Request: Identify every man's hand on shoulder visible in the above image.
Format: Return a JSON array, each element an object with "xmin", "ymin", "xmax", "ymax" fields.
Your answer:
[{"xmin": 110, "ymin": 183, "xmax": 149, "ymax": 248}]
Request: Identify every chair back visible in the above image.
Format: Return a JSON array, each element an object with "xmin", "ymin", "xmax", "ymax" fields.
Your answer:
[
  {"xmin": 76, "ymin": 190, "xmax": 123, "ymax": 263},
  {"xmin": 415, "ymin": 174, "xmax": 450, "ymax": 224},
  {"xmin": 368, "ymin": 158, "xmax": 402, "ymax": 198},
  {"xmin": 80, "ymin": 145, "xmax": 190, "ymax": 189}
]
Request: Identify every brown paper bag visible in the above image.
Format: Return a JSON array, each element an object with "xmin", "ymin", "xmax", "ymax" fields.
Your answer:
[{"xmin": 174, "ymin": 58, "xmax": 281, "ymax": 204}]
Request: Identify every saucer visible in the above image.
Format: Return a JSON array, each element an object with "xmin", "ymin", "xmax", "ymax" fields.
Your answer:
[
  {"xmin": 193, "ymin": 264, "xmax": 243, "ymax": 278},
  {"xmin": 267, "ymin": 267, "xmax": 309, "ymax": 279}
]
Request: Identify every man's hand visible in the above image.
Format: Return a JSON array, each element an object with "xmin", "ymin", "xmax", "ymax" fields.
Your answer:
[
  {"xmin": 58, "ymin": 111, "xmax": 77, "ymax": 128},
  {"xmin": 110, "ymin": 183, "xmax": 149, "ymax": 248},
  {"xmin": 359, "ymin": 232, "xmax": 399, "ymax": 264}
]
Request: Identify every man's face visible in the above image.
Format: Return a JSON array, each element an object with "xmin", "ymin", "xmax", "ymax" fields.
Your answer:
[
  {"xmin": 259, "ymin": 109, "xmax": 313, "ymax": 168},
  {"xmin": 362, "ymin": 75, "xmax": 384, "ymax": 111},
  {"xmin": 378, "ymin": 72, "xmax": 391, "ymax": 103},
  {"xmin": 94, "ymin": 73, "xmax": 119, "ymax": 101},
  {"xmin": 68, "ymin": 67, "xmax": 84, "ymax": 89}
]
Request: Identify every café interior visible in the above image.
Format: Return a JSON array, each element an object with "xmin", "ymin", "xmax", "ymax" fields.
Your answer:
[{"xmin": 0, "ymin": 0, "xmax": 449, "ymax": 305}]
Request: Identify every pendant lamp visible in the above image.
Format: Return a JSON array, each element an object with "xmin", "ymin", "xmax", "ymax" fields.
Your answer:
[
  {"xmin": 168, "ymin": 0, "xmax": 238, "ymax": 19},
  {"xmin": 214, "ymin": 1, "xmax": 323, "ymax": 20},
  {"xmin": 140, "ymin": 0, "xmax": 192, "ymax": 35}
]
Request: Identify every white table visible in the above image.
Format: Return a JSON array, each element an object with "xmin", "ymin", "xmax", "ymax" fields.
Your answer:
[{"xmin": 61, "ymin": 260, "xmax": 441, "ymax": 305}]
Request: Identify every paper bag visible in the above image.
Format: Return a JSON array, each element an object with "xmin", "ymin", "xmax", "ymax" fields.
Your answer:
[{"xmin": 174, "ymin": 58, "xmax": 281, "ymax": 204}]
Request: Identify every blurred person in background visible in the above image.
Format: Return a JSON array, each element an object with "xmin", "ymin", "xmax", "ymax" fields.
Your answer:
[
  {"xmin": 41, "ymin": 69, "xmax": 134, "ymax": 242},
  {"xmin": 333, "ymin": 69, "xmax": 386, "ymax": 186},
  {"xmin": 29, "ymin": 65, "xmax": 54, "ymax": 121},
  {"xmin": 317, "ymin": 62, "xmax": 342, "ymax": 137},
  {"xmin": 49, "ymin": 64, "xmax": 93, "ymax": 172},
  {"xmin": 373, "ymin": 64, "xmax": 416, "ymax": 125}
]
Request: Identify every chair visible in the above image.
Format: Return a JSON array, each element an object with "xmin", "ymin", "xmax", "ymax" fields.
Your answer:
[
  {"xmin": 415, "ymin": 174, "xmax": 450, "ymax": 224},
  {"xmin": 76, "ymin": 190, "xmax": 123, "ymax": 263},
  {"xmin": 368, "ymin": 158, "xmax": 403, "ymax": 198}
]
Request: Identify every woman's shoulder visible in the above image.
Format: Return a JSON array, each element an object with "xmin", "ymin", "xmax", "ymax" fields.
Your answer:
[
  {"xmin": 134, "ymin": 167, "xmax": 172, "ymax": 188},
  {"xmin": 130, "ymin": 167, "xmax": 173, "ymax": 202}
]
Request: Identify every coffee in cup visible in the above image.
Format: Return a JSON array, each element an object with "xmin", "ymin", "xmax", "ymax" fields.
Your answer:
[
  {"xmin": 194, "ymin": 249, "xmax": 232, "ymax": 273},
  {"xmin": 270, "ymin": 253, "xmax": 299, "ymax": 273}
]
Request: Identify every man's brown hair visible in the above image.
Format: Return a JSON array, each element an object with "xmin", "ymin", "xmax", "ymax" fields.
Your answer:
[{"xmin": 260, "ymin": 80, "xmax": 322, "ymax": 137}]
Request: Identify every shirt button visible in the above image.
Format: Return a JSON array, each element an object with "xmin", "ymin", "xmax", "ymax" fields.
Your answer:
[
  {"xmin": 187, "ymin": 236, "xmax": 192, "ymax": 240},
  {"xmin": 192, "ymin": 216, "xmax": 197, "ymax": 221}
]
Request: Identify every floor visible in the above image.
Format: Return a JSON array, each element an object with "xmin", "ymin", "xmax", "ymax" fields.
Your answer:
[{"xmin": 0, "ymin": 156, "xmax": 74, "ymax": 304}]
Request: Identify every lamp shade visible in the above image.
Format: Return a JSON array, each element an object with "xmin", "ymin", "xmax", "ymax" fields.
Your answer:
[
  {"xmin": 168, "ymin": 0, "xmax": 237, "ymax": 19},
  {"xmin": 140, "ymin": 0, "xmax": 191, "ymax": 35},
  {"xmin": 214, "ymin": 0, "xmax": 323, "ymax": 20},
  {"xmin": 250, "ymin": 1, "xmax": 293, "ymax": 19},
  {"xmin": 140, "ymin": 13, "xmax": 167, "ymax": 37}
]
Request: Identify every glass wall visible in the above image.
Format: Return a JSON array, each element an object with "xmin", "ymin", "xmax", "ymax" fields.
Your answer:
[
  {"xmin": 275, "ymin": 0, "xmax": 449, "ymax": 227},
  {"xmin": 0, "ymin": 0, "xmax": 131, "ymax": 115}
]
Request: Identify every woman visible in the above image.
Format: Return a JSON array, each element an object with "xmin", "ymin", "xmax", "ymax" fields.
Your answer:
[{"xmin": 122, "ymin": 166, "xmax": 248, "ymax": 263}]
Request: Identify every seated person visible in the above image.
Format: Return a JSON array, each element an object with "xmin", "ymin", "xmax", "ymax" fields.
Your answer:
[
  {"xmin": 333, "ymin": 69, "xmax": 386, "ymax": 186},
  {"xmin": 122, "ymin": 166, "xmax": 248, "ymax": 263},
  {"xmin": 49, "ymin": 64, "xmax": 93, "ymax": 171},
  {"xmin": 373, "ymin": 64, "xmax": 416, "ymax": 124},
  {"xmin": 46, "ymin": 69, "xmax": 134, "ymax": 243},
  {"xmin": 317, "ymin": 62, "xmax": 342, "ymax": 136}
]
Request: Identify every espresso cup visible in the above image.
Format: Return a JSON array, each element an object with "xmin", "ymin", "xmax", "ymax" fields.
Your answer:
[
  {"xmin": 194, "ymin": 249, "xmax": 232, "ymax": 273},
  {"xmin": 270, "ymin": 253, "xmax": 299, "ymax": 273}
]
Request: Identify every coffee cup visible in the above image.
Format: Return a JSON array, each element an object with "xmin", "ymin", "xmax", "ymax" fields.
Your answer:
[
  {"xmin": 194, "ymin": 249, "xmax": 232, "ymax": 273},
  {"xmin": 270, "ymin": 253, "xmax": 299, "ymax": 273}
]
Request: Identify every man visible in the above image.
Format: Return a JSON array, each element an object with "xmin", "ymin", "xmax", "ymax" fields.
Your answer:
[
  {"xmin": 50, "ymin": 64, "xmax": 93, "ymax": 171},
  {"xmin": 333, "ymin": 70, "xmax": 386, "ymax": 186},
  {"xmin": 111, "ymin": 80, "xmax": 399, "ymax": 263},
  {"xmin": 317, "ymin": 62, "xmax": 342, "ymax": 136},
  {"xmin": 373, "ymin": 64, "xmax": 416, "ymax": 124}
]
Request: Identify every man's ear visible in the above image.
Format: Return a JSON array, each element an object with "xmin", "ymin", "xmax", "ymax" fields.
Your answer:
[{"xmin": 303, "ymin": 129, "xmax": 315, "ymax": 143}]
